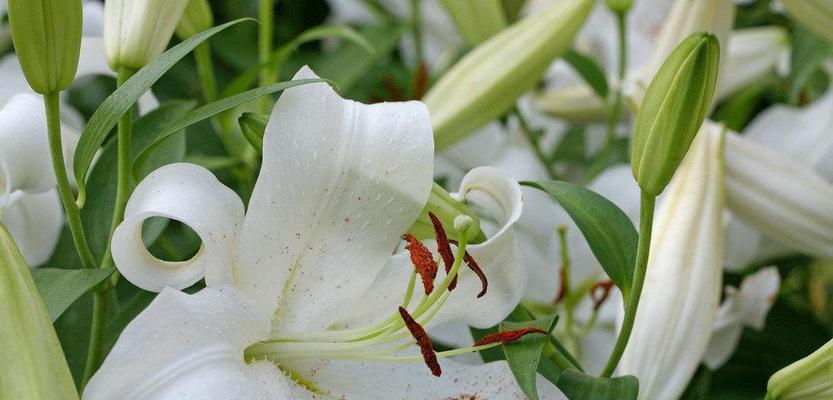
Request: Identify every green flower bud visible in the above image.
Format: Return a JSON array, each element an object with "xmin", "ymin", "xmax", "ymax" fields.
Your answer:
[
  {"xmin": 440, "ymin": 0, "xmax": 507, "ymax": 46},
  {"xmin": 6, "ymin": 0, "xmax": 82, "ymax": 94},
  {"xmin": 631, "ymin": 32, "xmax": 720, "ymax": 196},
  {"xmin": 408, "ymin": 183, "xmax": 483, "ymax": 243},
  {"xmin": 767, "ymin": 338, "xmax": 833, "ymax": 399},
  {"xmin": 239, "ymin": 112, "xmax": 269, "ymax": 156},
  {"xmin": 781, "ymin": 0, "xmax": 833, "ymax": 43},
  {"xmin": 423, "ymin": 0, "xmax": 595, "ymax": 150},
  {"xmin": 175, "ymin": 0, "xmax": 214, "ymax": 40},
  {"xmin": 0, "ymin": 223, "xmax": 78, "ymax": 400},
  {"xmin": 604, "ymin": 0, "xmax": 633, "ymax": 14}
]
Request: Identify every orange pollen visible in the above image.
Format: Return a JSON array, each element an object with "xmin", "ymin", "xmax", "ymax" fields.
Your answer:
[
  {"xmin": 428, "ymin": 212, "xmax": 458, "ymax": 290},
  {"xmin": 401, "ymin": 234, "xmax": 438, "ymax": 295},
  {"xmin": 399, "ymin": 306, "xmax": 441, "ymax": 377},
  {"xmin": 474, "ymin": 327, "xmax": 549, "ymax": 346},
  {"xmin": 590, "ymin": 280, "xmax": 615, "ymax": 310},
  {"xmin": 448, "ymin": 239, "xmax": 488, "ymax": 298}
]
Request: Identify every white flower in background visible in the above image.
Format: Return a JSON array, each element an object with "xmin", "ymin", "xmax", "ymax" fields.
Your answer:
[
  {"xmin": 704, "ymin": 266, "xmax": 781, "ymax": 370},
  {"xmin": 84, "ymin": 67, "xmax": 565, "ymax": 399},
  {"xmin": 104, "ymin": 0, "xmax": 189, "ymax": 71}
]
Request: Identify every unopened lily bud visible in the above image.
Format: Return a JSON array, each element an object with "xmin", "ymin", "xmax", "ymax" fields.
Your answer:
[
  {"xmin": 0, "ymin": 223, "xmax": 78, "ymax": 400},
  {"xmin": 604, "ymin": 0, "xmax": 633, "ymax": 14},
  {"xmin": 440, "ymin": 0, "xmax": 506, "ymax": 46},
  {"xmin": 767, "ymin": 338, "xmax": 833, "ymax": 399},
  {"xmin": 176, "ymin": 0, "xmax": 214, "ymax": 40},
  {"xmin": 781, "ymin": 0, "xmax": 833, "ymax": 43},
  {"xmin": 6, "ymin": 0, "xmax": 82, "ymax": 94},
  {"xmin": 238, "ymin": 112, "xmax": 269, "ymax": 155},
  {"xmin": 631, "ymin": 32, "xmax": 720, "ymax": 196},
  {"xmin": 104, "ymin": 0, "xmax": 190, "ymax": 71},
  {"xmin": 408, "ymin": 183, "xmax": 481, "ymax": 243},
  {"xmin": 423, "ymin": 0, "xmax": 595, "ymax": 150},
  {"xmin": 535, "ymin": 84, "xmax": 610, "ymax": 123}
]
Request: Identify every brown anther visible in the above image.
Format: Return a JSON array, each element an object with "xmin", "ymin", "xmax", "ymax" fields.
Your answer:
[
  {"xmin": 383, "ymin": 75, "xmax": 405, "ymax": 102},
  {"xmin": 413, "ymin": 61, "xmax": 429, "ymax": 100},
  {"xmin": 474, "ymin": 327, "xmax": 549, "ymax": 347},
  {"xmin": 553, "ymin": 265, "xmax": 567, "ymax": 305},
  {"xmin": 448, "ymin": 239, "xmax": 488, "ymax": 298},
  {"xmin": 402, "ymin": 234, "xmax": 438, "ymax": 295},
  {"xmin": 428, "ymin": 212, "xmax": 457, "ymax": 290},
  {"xmin": 399, "ymin": 306, "xmax": 441, "ymax": 377},
  {"xmin": 590, "ymin": 280, "xmax": 615, "ymax": 311}
]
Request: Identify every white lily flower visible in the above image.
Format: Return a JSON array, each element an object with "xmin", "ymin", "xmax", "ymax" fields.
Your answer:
[
  {"xmin": 619, "ymin": 123, "xmax": 725, "ymax": 400},
  {"xmin": 704, "ymin": 267, "xmax": 781, "ymax": 369},
  {"xmin": 85, "ymin": 67, "xmax": 565, "ymax": 399},
  {"xmin": 104, "ymin": 0, "xmax": 189, "ymax": 71}
]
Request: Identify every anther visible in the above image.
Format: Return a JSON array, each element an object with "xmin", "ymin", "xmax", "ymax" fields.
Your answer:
[
  {"xmin": 428, "ymin": 212, "xmax": 457, "ymax": 290},
  {"xmin": 474, "ymin": 328, "xmax": 549, "ymax": 346},
  {"xmin": 399, "ymin": 306, "xmax": 441, "ymax": 377},
  {"xmin": 448, "ymin": 239, "xmax": 488, "ymax": 298},
  {"xmin": 590, "ymin": 279, "xmax": 615, "ymax": 310},
  {"xmin": 402, "ymin": 234, "xmax": 438, "ymax": 295}
]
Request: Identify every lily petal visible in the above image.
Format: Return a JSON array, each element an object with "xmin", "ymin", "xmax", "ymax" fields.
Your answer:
[
  {"xmin": 2, "ymin": 190, "xmax": 63, "ymax": 267},
  {"xmin": 620, "ymin": 123, "xmax": 725, "ymax": 400},
  {"xmin": 83, "ymin": 286, "xmax": 294, "ymax": 400},
  {"xmin": 724, "ymin": 133, "xmax": 833, "ymax": 260},
  {"xmin": 236, "ymin": 67, "xmax": 434, "ymax": 332},
  {"xmin": 717, "ymin": 27, "xmax": 790, "ymax": 100},
  {"xmin": 111, "ymin": 163, "xmax": 244, "ymax": 292},
  {"xmin": 703, "ymin": 267, "xmax": 780, "ymax": 369},
  {"xmin": 0, "ymin": 93, "xmax": 79, "ymax": 206}
]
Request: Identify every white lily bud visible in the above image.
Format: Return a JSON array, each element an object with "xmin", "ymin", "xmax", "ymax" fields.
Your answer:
[
  {"xmin": 534, "ymin": 84, "xmax": 609, "ymax": 124},
  {"xmin": 104, "ymin": 0, "xmax": 190, "ymax": 71},
  {"xmin": 781, "ymin": 0, "xmax": 833, "ymax": 43},
  {"xmin": 639, "ymin": 0, "xmax": 735, "ymax": 96},
  {"xmin": 0, "ymin": 94, "xmax": 79, "ymax": 207},
  {"xmin": 724, "ymin": 133, "xmax": 833, "ymax": 260},
  {"xmin": 439, "ymin": 0, "xmax": 506, "ymax": 46},
  {"xmin": 767, "ymin": 338, "xmax": 833, "ymax": 399},
  {"xmin": 620, "ymin": 123, "xmax": 725, "ymax": 400}
]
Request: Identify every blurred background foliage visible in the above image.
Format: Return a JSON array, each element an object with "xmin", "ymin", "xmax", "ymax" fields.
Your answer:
[{"xmin": 4, "ymin": 0, "xmax": 830, "ymax": 396}]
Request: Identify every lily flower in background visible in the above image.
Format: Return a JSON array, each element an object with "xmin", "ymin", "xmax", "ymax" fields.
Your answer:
[
  {"xmin": 84, "ymin": 68, "xmax": 566, "ymax": 399},
  {"xmin": 619, "ymin": 123, "xmax": 726, "ymax": 400},
  {"xmin": 104, "ymin": 0, "xmax": 189, "ymax": 71}
]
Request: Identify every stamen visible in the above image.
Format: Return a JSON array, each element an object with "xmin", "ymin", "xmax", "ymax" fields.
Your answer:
[
  {"xmin": 402, "ymin": 234, "xmax": 438, "ymax": 295},
  {"xmin": 398, "ymin": 306, "xmax": 441, "ymax": 377},
  {"xmin": 590, "ymin": 279, "xmax": 615, "ymax": 310},
  {"xmin": 554, "ymin": 265, "xmax": 567, "ymax": 304},
  {"xmin": 449, "ymin": 239, "xmax": 488, "ymax": 298},
  {"xmin": 428, "ymin": 212, "xmax": 457, "ymax": 290},
  {"xmin": 413, "ymin": 61, "xmax": 429, "ymax": 100},
  {"xmin": 474, "ymin": 328, "xmax": 549, "ymax": 346}
]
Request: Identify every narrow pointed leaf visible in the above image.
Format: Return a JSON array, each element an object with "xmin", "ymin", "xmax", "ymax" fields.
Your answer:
[
  {"xmin": 522, "ymin": 180, "xmax": 638, "ymax": 301},
  {"xmin": 31, "ymin": 268, "xmax": 115, "ymax": 321},
  {"xmin": 558, "ymin": 369, "xmax": 639, "ymax": 400},
  {"xmin": 564, "ymin": 48, "xmax": 609, "ymax": 98}
]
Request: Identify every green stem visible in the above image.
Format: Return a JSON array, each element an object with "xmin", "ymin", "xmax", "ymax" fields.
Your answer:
[
  {"xmin": 514, "ymin": 107, "xmax": 560, "ymax": 180},
  {"xmin": 43, "ymin": 93, "xmax": 96, "ymax": 269},
  {"xmin": 81, "ymin": 291, "xmax": 108, "ymax": 387},
  {"xmin": 599, "ymin": 190, "xmax": 655, "ymax": 377},
  {"xmin": 587, "ymin": 11, "xmax": 628, "ymax": 181},
  {"xmin": 194, "ymin": 43, "xmax": 218, "ymax": 102},
  {"xmin": 409, "ymin": 0, "xmax": 423, "ymax": 63},
  {"xmin": 258, "ymin": 0, "xmax": 274, "ymax": 88}
]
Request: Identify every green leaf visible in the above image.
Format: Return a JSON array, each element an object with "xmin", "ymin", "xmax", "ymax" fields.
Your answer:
[
  {"xmin": 563, "ymin": 48, "xmax": 609, "ymax": 98},
  {"xmin": 557, "ymin": 369, "xmax": 639, "ymax": 400},
  {"xmin": 501, "ymin": 313, "xmax": 559, "ymax": 400},
  {"xmin": 312, "ymin": 22, "xmax": 406, "ymax": 92},
  {"xmin": 131, "ymin": 78, "xmax": 325, "ymax": 179},
  {"xmin": 73, "ymin": 18, "xmax": 253, "ymax": 206},
  {"xmin": 788, "ymin": 26, "xmax": 833, "ymax": 104},
  {"xmin": 31, "ymin": 268, "xmax": 115, "ymax": 321},
  {"xmin": 522, "ymin": 181, "xmax": 638, "ymax": 301},
  {"xmin": 83, "ymin": 101, "xmax": 194, "ymax": 258}
]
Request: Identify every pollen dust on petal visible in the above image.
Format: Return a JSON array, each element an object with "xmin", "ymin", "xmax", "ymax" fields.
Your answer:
[
  {"xmin": 429, "ymin": 212, "xmax": 457, "ymax": 290},
  {"xmin": 399, "ymin": 306, "xmax": 441, "ymax": 377},
  {"xmin": 402, "ymin": 233, "xmax": 438, "ymax": 295},
  {"xmin": 474, "ymin": 328, "xmax": 549, "ymax": 346},
  {"xmin": 449, "ymin": 239, "xmax": 488, "ymax": 298}
]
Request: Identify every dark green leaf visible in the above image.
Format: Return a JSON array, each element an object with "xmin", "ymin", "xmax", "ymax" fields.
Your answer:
[
  {"xmin": 522, "ymin": 181, "xmax": 638, "ymax": 300},
  {"xmin": 312, "ymin": 22, "xmax": 405, "ymax": 92},
  {"xmin": 558, "ymin": 369, "xmax": 639, "ymax": 400},
  {"xmin": 73, "ymin": 18, "xmax": 253, "ymax": 205},
  {"xmin": 131, "ymin": 79, "xmax": 326, "ymax": 179},
  {"xmin": 788, "ymin": 27, "xmax": 833, "ymax": 104},
  {"xmin": 501, "ymin": 314, "xmax": 559, "ymax": 400},
  {"xmin": 31, "ymin": 268, "xmax": 115, "ymax": 321},
  {"xmin": 563, "ymin": 48, "xmax": 609, "ymax": 98}
]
